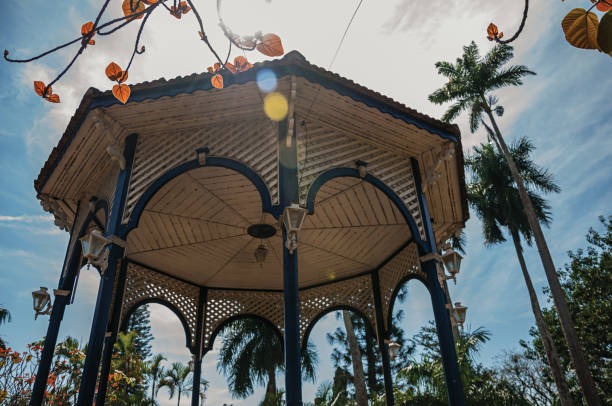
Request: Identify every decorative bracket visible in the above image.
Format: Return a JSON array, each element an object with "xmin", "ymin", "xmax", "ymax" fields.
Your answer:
[
  {"xmin": 423, "ymin": 142, "xmax": 455, "ymax": 191},
  {"xmin": 196, "ymin": 147, "xmax": 209, "ymax": 166},
  {"xmin": 91, "ymin": 109, "xmax": 127, "ymax": 170}
]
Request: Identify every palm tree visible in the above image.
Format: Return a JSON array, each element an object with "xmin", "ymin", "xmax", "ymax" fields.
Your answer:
[
  {"xmin": 158, "ymin": 362, "xmax": 192, "ymax": 406},
  {"xmin": 466, "ymin": 138, "xmax": 573, "ymax": 405},
  {"xmin": 217, "ymin": 318, "xmax": 318, "ymax": 404},
  {"xmin": 429, "ymin": 41, "xmax": 601, "ymax": 406},
  {"xmin": 146, "ymin": 353, "xmax": 166, "ymax": 404},
  {"xmin": 188, "ymin": 375, "xmax": 209, "ymax": 405},
  {"xmin": 0, "ymin": 306, "xmax": 11, "ymax": 349}
]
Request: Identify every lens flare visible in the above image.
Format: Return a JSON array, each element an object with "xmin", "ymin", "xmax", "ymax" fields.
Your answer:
[
  {"xmin": 263, "ymin": 92, "xmax": 288, "ymax": 121},
  {"xmin": 256, "ymin": 68, "xmax": 277, "ymax": 93}
]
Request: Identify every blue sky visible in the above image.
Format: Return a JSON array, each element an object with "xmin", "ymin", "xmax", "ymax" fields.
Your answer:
[{"xmin": 1, "ymin": 0, "xmax": 611, "ymax": 404}]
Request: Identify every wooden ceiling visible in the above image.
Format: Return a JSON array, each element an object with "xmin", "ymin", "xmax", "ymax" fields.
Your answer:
[{"xmin": 126, "ymin": 167, "xmax": 411, "ymax": 290}]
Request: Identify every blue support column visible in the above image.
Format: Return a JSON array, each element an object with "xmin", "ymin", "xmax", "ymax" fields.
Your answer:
[
  {"xmin": 283, "ymin": 229, "xmax": 302, "ymax": 406},
  {"xmin": 371, "ymin": 271, "xmax": 394, "ymax": 406},
  {"xmin": 76, "ymin": 134, "xmax": 138, "ymax": 406},
  {"xmin": 191, "ymin": 287, "xmax": 206, "ymax": 406},
  {"xmin": 29, "ymin": 294, "xmax": 69, "ymax": 405},
  {"xmin": 94, "ymin": 259, "xmax": 128, "ymax": 406},
  {"xmin": 411, "ymin": 158, "xmax": 465, "ymax": 406},
  {"xmin": 29, "ymin": 202, "xmax": 84, "ymax": 406}
]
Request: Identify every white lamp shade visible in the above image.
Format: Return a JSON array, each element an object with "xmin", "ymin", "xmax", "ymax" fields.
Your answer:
[
  {"xmin": 387, "ymin": 341, "xmax": 401, "ymax": 360},
  {"xmin": 32, "ymin": 287, "xmax": 51, "ymax": 312},
  {"xmin": 282, "ymin": 203, "xmax": 307, "ymax": 232},
  {"xmin": 80, "ymin": 229, "xmax": 109, "ymax": 261},
  {"xmin": 442, "ymin": 248, "xmax": 462, "ymax": 275},
  {"xmin": 454, "ymin": 302, "xmax": 467, "ymax": 325}
]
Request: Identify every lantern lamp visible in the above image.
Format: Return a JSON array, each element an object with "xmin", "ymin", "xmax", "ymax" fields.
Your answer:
[
  {"xmin": 80, "ymin": 229, "xmax": 110, "ymax": 268},
  {"xmin": 385, "ymin": 339, "xmax": 401, "ymax": 361},
  {"xmin": 453, "ymin": 302, "xmax": 467, "ymax": 328},
  {"xmin": 441, "ymin": 248, "xmax": 462, "ymax": 282},
  {"xmin": 254, "ymin": 244, "xmax": 268, "ymax": 268},
  {"xmin": 281, "ymin": 203, "xmax": 307, "ymax": 254},
  {"xmin": 32, "ymin": 287, "xmax": 52, "ymax": 320}
]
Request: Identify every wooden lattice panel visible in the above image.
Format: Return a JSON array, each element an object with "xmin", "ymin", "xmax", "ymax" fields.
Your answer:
[
  {"xmin": 296, "ymin": 121, "xmax": 425, "ymax": 239},
  {"xmin": 378, "ymin": 243, "xmax": 425, "ymax": 330},
  {"xmin": 203, "ymin": 289, "xmax": 284, "ymax": 349},
  {"xmin": 123, "ymin": 118, "xmax": 279, "ymax": 223},
  {"xmin": 121, "ymin": 262, "xmax": 200, "ymax": 347},
  {"xmin": 299, "ymin": 274, "xmax": 377, "ymax": 345}
]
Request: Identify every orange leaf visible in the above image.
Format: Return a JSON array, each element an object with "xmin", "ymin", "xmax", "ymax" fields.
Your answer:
[
  {"xmin": 122, "ymin": 0, "xmax": 145, "ymax": 21},
  {"xmin": 198, "ymin": 31, "xmax": 204, "ymax": 39},
  {"xmin": 487, "ymin": 23, "xmax": 499, "ymax": 40},
  {"xmin": 225, "ymin": 62, "xmax": 237, "ymax": 74},
  {"xmin": 89, "ymin": 39, "xmax": 96, "ymax": 45},
  {"xmin": 214, "ymin": 62, "xmax": 221, "ymax": 72},
  {"xmin": 105, "ymin": 62, "xmax": 123, "ymax": 81},
  {"xmin": 46, "ymin": 94, "xmax": 60, "ymax": 103},
  {"xmin": 207, "ymin": 66, "xmax": 214, "ymax": 73},
  {"xmin": 112, "ymin": 83, "xmax": 131, "ymax": 104},
  {"xmin": 256, "ymin": 34, "xmax": 284, "ymax": 57},
  {"xmin": 81, "ymin": 22, "xmax": 94, "ymax": 36},
  {"xmin": 34, "ymin": 81, "xmax": 46, "ymax": 97},
  {"xmin": 234, "ymin": 55, "xmax": 253, "ymax": 71},
  {"xmin": 211, "ymin": 74, "xmax": 223, "ymax": 89},
  {"xmin": 596, "ymin": 1, "xmax": 612, "ymax": 12}
]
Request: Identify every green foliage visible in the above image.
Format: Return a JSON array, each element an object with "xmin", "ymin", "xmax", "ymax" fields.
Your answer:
[
  {"xmin": 217, "ymin": 318, "xmax": 317, "ymax": 403},
  {"xmin": 530, "ymin": 216, "xmax": 612, "ymax": 404},
  {"xmin": 428, "ymin": 41, "xmax": 535, "ymax": 132},
  {"xmin": 126, "ymin": 304, "xmax": 154, "ymax": 361},
  {"xmin": 158, "ymin": 362, "xmax": 192, "ymax": 406},
  {"xmin": 466, "ymin": 137, "xmax": 560, "ymax": 245},
  {"xmin": 0, "ymin": 305, "xmax": 11, "ymax": 349}
]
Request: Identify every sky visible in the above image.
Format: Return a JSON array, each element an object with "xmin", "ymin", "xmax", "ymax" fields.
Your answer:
[{"xmin": 1, "ymin": 0, "xmax": 611, "ymax": 404}]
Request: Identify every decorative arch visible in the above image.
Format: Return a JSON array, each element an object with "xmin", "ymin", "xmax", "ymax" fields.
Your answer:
[
  {"xmin": 119, "ymin": 156, "xmax": 278, "ymax": 239},
  {"xmin": 386, "ymin": 274, "xmax": 429, "ymax": 335},
  {"xmin": 300, "ymin": 305, "xmax": 377, "ymax": 351},
  {"xmin": 305, "ymin": 168, "xmax": 426, "ymax": 253},
  {"xmin": 120, "ymin": 262, "xmax": 200, "ymax": 349},
  {"xmin": 121, "ymin": 298, "xmax": 193, "ymax": 350},
  {"xmin": 204, "ymin": 313, "xmax": 284, "ymax": 354}
]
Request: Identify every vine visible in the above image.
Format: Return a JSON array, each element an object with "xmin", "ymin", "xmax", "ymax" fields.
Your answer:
[
  {"xmin": 4, "ymin": 0, "xmax": 285, "ymax": 104},
  {"xmin": 486, "ymin": 0, "xmax": 611, "ymax": 58}
]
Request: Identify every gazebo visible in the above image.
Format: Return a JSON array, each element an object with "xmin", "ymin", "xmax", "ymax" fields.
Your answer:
[{"xmin": 29, "ymin": 51, "xmax": 468, "ymax": 406}]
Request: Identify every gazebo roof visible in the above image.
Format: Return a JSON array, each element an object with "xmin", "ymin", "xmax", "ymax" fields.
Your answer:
[{"xmin": 34, "ymin": 50, "xmax": 468, "ymax": 291}]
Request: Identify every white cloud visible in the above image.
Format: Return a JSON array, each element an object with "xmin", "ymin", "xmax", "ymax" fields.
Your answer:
[{"xmin": 0, "ymin": 214, "xmax": 53, "ymax": 222}]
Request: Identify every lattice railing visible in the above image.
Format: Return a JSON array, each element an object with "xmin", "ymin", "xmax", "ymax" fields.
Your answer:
[
  {"xmin": 203, "ymin": 289, "xmax": 284, "ymax": 349},
  {"xmin": 378, "ymin": 243, "xmax": 425, "ymax": 330},
  {"xmin": 121, "ymin": 262, "xmax": 200, "ymax": 348},
  {"xmin": 296, "ymin": 121, "xmax": 425, "ymax": 239},
  {"xmin": 123, "ymin": 119, "xmax": 279, "ymax": 223},
  {"xmin": 299, "ymin": 274, "xmax": 377, "ymax": 345}
]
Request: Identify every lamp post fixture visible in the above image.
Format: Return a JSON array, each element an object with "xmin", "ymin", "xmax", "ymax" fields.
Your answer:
[
  {"xmin": 453, "ymin": 302, "xmax": 467, "ymax": 329},
  {"xmin": 440, "ymin": 247, "xmax": 463, "ymax": 284},
  {"xmin": 254, "ymin": 244, "xmax": 268, "ymax": 268},
  {"xmin": 32, "ymin": 287, "xmax": 52, "ymax": 320},
  {"xmin": 80, "ymin": 229, "xmax": 111, "ymax": 272},
  {"xmin": 32, "ymin": 287, "xmax": 71, "ymax": 320},
  {"xmin": 281, "ymin": 203, "xmax": 307, "ymax": 254},
  {"xmin": 384, "ymin": 339, "xmax": 401, "ymax": 361}
]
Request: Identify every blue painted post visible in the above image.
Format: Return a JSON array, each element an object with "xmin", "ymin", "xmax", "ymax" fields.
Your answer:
[
  {"xmin": 191, "ymin": 287, "xmax": 206, "ymax": 406},
  {"xmin": 76, "ymin": 245, "xmax": 124, "ymax": 406},
  {"xmin": 29, "ymin": 294, "xmax": 69, "ymax": 405},
  {"xmin": 29, "ymin": 202, "xmax": 84, "ymax": 406},
  {"xmin": 76, "ymin": 134, "xmax": 138, "ymax": 406},
  {"xmin": 411, "ymin": 158, "xmax": 465, "ymax": 406},
  {"xmin": 94, "ymin": 259, "xmax": 128, "ymax": 406},
  {"xmin": 283, "ymin": 229, "xmax": 302, "ymax": 406},
  {"xmin": 371, "ymin": 271, "xmax": 394, "ymax": 406}
]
